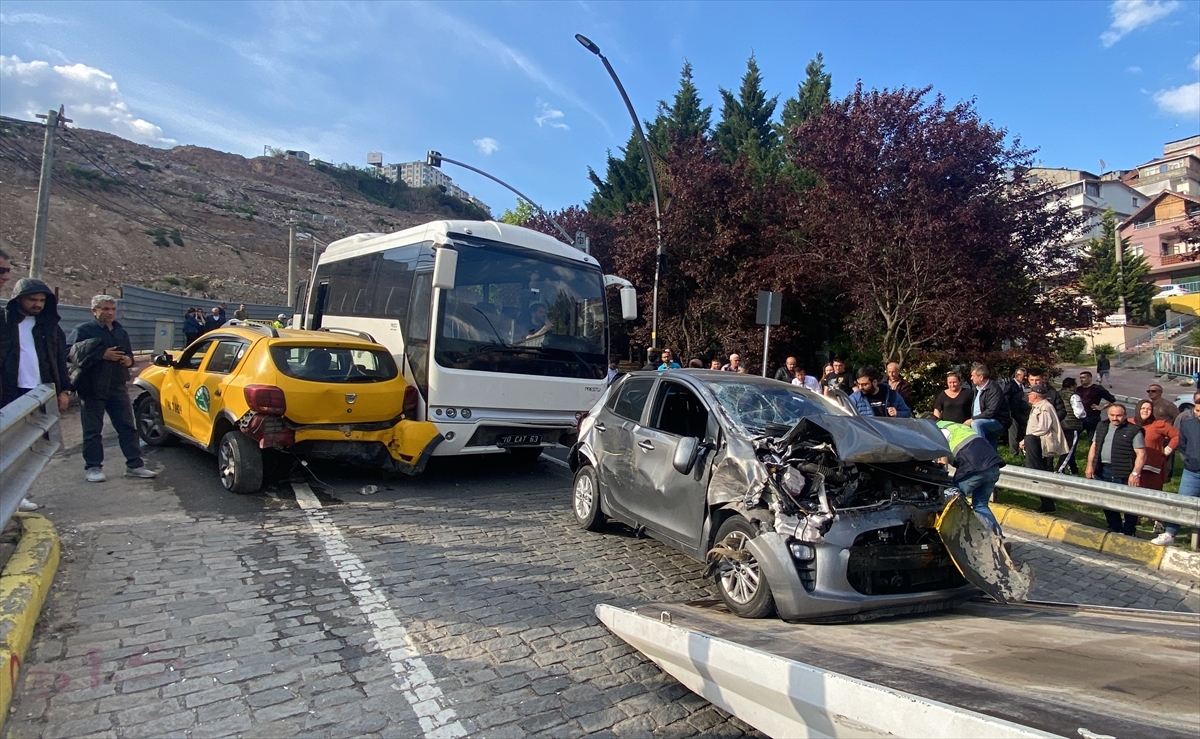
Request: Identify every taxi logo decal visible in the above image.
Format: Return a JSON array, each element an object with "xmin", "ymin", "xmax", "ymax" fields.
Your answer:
[
  {"xmin": 194, "ymin": 386, "xmax": 211, "ymax": 414},
  {"xmin": 345, "ymin": 393, "xmax": 357, "ymax": 404}
]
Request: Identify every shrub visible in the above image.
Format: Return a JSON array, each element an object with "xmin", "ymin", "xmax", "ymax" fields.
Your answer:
[
  {"xmin": 1055, "ymin": 336, "xmax": 1087, "ymax": 363},
  {"xmin": 169, "ymin": 228, "xmax": 184, "ymax": 247},
  {"xmin": 186, "ymin": 276, "xmax": 208, "ymax": 291},
  {"xmin": 161, "ymin": 275, "xmax": 181, "ymax": 286},
  {"xmin": 1094, "ymin": 343, "xmax": 1115, "ymax": 358},
  {"xmin": 144, "ymin": 228, "xmax": 169, "ymax": 247}
]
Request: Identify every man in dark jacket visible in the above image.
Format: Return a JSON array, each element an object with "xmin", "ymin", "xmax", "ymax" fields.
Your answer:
[
  {"xmin": 1005, "ymin": 367, "xmax": 1031, "ymax": 455},
  {"xmin": 1085, "ymin": 404, "xmax": 1145, "ymax": 536},
  {"xmin": 203, "ymin": 303, "xmax": 227, "ymax": 333},
  {"xmin": 1076, "ymin": 370, "xmax": 1115, "ymax": 441},
  {"xmin": 965, "ymin": 363, "xmax": 1011, "ymax": 451},
  {"xmin": 67, "ymin": 295, "xmax": 156, "ymax": 483},
  {"xmin": 774, "ymin": 356, "xmax": 798, "ymax": 383},
  {"xmin": 1, "ymin": 278, "xmax": 70, "ymax": 411}
]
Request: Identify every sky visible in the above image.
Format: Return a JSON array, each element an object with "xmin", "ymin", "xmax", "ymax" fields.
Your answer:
[{"xmin": 1, "ymin": 0, "xmax": 1198, "ymax": 216}]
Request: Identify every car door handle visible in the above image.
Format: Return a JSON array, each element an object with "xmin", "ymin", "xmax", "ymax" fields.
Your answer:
[
  {"xmin": 183, "ymin": 383, "xmax": 190, "ymax": 389},
  {"xmin": 214, "ymin": 389, "xmax": 222, "ymax": 396},
  {"xmin": 594, "ymin": 422, "xmax": 606, "ymax": 432},
  {"xmin": 638, "ymin": 439, "xmax": 654, "ymax": 452}
]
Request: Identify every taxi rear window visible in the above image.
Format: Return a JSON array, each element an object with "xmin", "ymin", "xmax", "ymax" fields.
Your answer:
[{"xmin": 270, "ymin": 346, "xmax": 399, "ymax": 383}]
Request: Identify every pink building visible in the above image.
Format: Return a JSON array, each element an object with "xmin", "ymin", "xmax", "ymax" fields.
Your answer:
[{"xmin": 1120, "ymin": 190, "xmax": 1200, "ymax": 286}]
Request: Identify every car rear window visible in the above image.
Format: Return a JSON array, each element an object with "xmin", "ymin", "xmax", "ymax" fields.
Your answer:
[{"xmin": 270, "ymin": 345, "xmax": 399, "ymax": 383}]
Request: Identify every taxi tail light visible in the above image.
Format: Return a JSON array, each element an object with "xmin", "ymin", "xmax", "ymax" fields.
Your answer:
[
  {"xmin": 403, "ymin": 386, "xmax": 419, "ymax": 419},
  {"xmin": 245, "ymin": 385, "xmax": 286, "ymax": 415}
]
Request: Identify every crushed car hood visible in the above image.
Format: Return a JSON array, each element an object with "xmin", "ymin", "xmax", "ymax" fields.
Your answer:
[{"xmin": 782, "ymin": 414, "xmax": 950, "ymax": 464}]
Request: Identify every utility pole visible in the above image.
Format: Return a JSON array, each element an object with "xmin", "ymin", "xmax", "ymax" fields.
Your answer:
[
  {"xmin": 1116, "ymin": 217, "xmax": 1128, "ymax": 320},
  {"xmin": 29, "ymin": 106, "xmax": 71, "ymax": 279},
  {"xmin": 287, "ymin": 224, "xmax": 297, "ymax": 307}
]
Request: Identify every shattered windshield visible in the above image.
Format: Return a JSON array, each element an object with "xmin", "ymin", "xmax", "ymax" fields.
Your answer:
[{"xmin": 709, "ymin": 379, "xmax": 851, "ymax": 436}]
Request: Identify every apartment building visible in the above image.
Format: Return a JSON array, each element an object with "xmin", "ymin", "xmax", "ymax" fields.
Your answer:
[
  {"xmin": 1127, "ymin": 135, "xmax": 1200, "ymax": 199},
  {"xmin": 377, "ymin": 161, "xmax": 489, "ymax": 213},
  {"xmin": 1029, "ymin": 167, "xmax": 1145, "ymax": 251},
  {"xmin": 1120, "ymin": 190, "xmax": 1200, "ymax": 285}
]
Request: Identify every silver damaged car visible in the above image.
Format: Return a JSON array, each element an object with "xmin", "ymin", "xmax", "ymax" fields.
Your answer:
[{"xmin": 568, "ymin": 371, "xmax": 975, "ymax": 621}]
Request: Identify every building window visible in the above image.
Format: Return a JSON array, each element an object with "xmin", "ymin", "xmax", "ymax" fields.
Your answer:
[
  {"xmin": 1132, "ymin": 197, "xmax": 1139, "ymax": 207},
  {"xmin": 1160, "ymin": 165, "xmax": 1169, "ymax": 174},
  {"xmin": 1085, "ymin": 182, "xmax": 1100, "ymax": 197},
  {"xmin": 1129, "ymin": 243, "xmax": 1144, "ymax": 257}
]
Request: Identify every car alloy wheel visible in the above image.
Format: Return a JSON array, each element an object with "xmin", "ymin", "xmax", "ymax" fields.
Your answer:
[
  {"xmin": 718, "ymin": 531, "xmax": 761, "ymax": 604},
  {"xmin": 217, "ymin": 430, "xmax": 263, "ymax": 494},
  {"xmin": 572, "ymin": 465, "xmax": 604, "ymax": 531},
  {"xmin": 712, "ymin": 516, "xmax": 776, "ymax": 618},
  {"xmin": 134, "ymin": 395, "xmax": 175, "ymax": 446}
]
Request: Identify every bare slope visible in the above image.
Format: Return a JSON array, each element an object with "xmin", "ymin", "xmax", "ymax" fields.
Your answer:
[{"xmin": 0, "ymin": 117, "xmax": 482, "ymax": 306}]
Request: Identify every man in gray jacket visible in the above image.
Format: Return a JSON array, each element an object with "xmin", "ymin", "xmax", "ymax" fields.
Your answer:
[{"xmin": 68, "ymin": 295, "xmax": 156, "ymax": 483}]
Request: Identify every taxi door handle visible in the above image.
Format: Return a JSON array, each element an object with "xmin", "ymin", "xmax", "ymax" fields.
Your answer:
[
  {"xmin": 594, "ymin": 422, "xmax": 606, "ymax": 433},
  {"xmin": 214, "ymin": 389, "xmax": 222, "ymax": 396},
  {"xmin": 183, "ymin": 383, "xmax": 190, "ymax": 389}
]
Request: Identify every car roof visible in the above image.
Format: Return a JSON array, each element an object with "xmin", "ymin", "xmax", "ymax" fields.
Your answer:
[{"xmin": 194, "ymin": 326, "xmax": 387, "ymax": 350}]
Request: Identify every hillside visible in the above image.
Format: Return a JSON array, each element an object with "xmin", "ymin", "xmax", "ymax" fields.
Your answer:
[{"xmin": 0, "ymin": 117, "xmax": 488, "ymax": 306}]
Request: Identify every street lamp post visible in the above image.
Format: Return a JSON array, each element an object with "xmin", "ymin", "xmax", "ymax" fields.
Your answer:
[
  {"xmin": 425, "ymin": 151, "xmax": 577, "ymax": 247},
  {"xmin": 575, "ymin": 33, "xmax": 665, "ymax": 350}
]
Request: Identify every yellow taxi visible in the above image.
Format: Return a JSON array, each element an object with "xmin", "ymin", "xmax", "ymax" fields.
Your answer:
[{"xmin": 132, "ymin": 322, "xmax": 441, "ymax": 493}]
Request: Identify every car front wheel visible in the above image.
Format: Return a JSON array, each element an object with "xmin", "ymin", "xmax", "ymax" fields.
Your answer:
[
  {"xmin": 134, "ymin": 394, "xmax": 176, "ymax": 446},
  {"xmin": 218, "ymin": 430, "xmax": 263, "ymax": 494},
  {"xmin": 572, "ymin": 465, "xmax": 605, "ymax": 531},
  {"xmin": 712, "ymin": 516, "xmax": 776, "ymax": 619}
]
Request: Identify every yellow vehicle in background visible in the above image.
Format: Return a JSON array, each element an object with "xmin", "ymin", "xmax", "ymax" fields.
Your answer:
[{"xmin": 132, "ymin": 322, "xmax": 442, "ymax": 493}]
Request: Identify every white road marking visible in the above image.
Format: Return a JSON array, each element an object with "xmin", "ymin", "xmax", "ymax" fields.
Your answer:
[{"xmin": 292, "ymin": 483, "xmax": 466, "ymax": 738}]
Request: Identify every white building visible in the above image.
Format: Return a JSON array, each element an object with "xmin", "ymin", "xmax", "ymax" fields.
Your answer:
[
  {"xmin": 1029, "ymin": 167, "xmax": 1146, "ymax": 250},
  {"xmin": 378, "ymin": 161, "xmax": 488, "ymax": 212},
  {"xmin": 1128, "ymin": 136, "xmax": 1200, "ymax": 199}
]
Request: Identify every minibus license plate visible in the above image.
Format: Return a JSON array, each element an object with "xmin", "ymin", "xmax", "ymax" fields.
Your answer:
[{"xmin": 499, "ymin": 434, "xmax": 540, "ymax": 446}]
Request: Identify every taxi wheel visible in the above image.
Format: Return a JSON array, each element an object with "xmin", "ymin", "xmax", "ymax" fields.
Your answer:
[
  {"xmin": 218, "ymin": 431, "xmax": 263, "ymax": 494},
  {"xmin": 712, "ymin": 517, "xmax": 776, "ymax": 619},
  {"xmin": 134, "ymin": 394, "xmax": 175, "ymax": 446}
]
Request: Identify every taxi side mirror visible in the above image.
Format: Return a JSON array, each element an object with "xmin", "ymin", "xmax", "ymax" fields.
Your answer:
[{"xmin": 153, "ymin": 353, "xmax": 174, "ymax": 368}]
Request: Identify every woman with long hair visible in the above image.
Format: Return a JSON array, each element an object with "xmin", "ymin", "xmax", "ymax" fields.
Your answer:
[{"xmin": 1134, "ymin": 399, "xmax": 1178, "ymax": 492}]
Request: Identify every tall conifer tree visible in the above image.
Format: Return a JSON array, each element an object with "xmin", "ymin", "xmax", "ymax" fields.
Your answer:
[{"xmin": 714, "ymin": 55, "xmax": 780, "ymax": 178}]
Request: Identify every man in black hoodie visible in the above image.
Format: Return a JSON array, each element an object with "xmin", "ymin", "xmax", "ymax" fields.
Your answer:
[
  {"xmin": 67, "ymin": 295, "xmax": 156, "ymax": 483},
  {"xmin": 1, "ymin": 277, "xmax": 70, "ymax": 412}
]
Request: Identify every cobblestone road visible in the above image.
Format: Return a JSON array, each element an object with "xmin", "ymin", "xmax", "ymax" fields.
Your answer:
[{"xmin": 7, "ymin": 438, "xmax": 1198, "ymax": 738}]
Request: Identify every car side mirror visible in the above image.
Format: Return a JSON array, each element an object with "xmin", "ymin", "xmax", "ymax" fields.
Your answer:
[
  {"xmin": 153, "ymin": 353, "xmax": 173, "ymax": 368},
  {"xmin": 673, "ymin": 437, "xmax": 700, "ymax": 475}
]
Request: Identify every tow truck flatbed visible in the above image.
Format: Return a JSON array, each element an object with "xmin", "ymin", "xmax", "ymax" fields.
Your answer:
[{"xmin": 597, "ymin": 599, "xmax": 1200, "ymax": 739}]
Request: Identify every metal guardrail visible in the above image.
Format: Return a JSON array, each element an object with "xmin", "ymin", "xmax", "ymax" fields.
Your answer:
[
  {"xmin": 1155, "ymin": 350, "xmax": 1200, "ymax": 379},
  {"xmin": 997, "ymin": 466, "xmax": 1200, "ymax": 527},
  {"xmin": 0, "ymin": 385, "xmax": 62, "ymax": 530}
]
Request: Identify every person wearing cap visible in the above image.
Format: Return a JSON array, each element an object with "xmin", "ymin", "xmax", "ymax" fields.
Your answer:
[
  {"xmin": 273, "ymin": 314, "xmax": 287, "ymax": 329},
  {"xmin": 1020, "ymin": 384, "xmax": 1068, "ymax": 512}
]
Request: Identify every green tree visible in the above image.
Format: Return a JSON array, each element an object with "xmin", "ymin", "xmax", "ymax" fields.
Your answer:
[
  {"xmin": 499, "ymin": 200, "xmax": 536, "ymax": 225},
  {"xmin": 714, "ymin": 55, "xmax": 780, "ymax": 178},
  {"xmin": 649, "ymin": 60, "xmax": 712, "ymax": 151},
  {"xmin": 779, "ymin": 53, "xmax": 832, "ymax": 135},
  {"xmin": 1079, "ymin": 208, "xmax": 1157, "ymax": 323},
  {"xmin": 586, "ymin": 128, "xmax": 653, "ymax": 217},
  {"xmin": 778, "ymin": 53, "xmax": 833, "ymax": 189}
]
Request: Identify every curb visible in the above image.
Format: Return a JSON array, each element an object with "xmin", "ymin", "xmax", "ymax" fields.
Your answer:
[
  {"xmin": 993, "ymin": 503, "xmax": 1200, "ymax": 580},
  {"xmin": 0, "ymin": 514, "xmax": 61, "ymax": 730}
]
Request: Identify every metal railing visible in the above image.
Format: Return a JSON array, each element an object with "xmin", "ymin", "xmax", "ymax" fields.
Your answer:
[
  {"xmin": 1155, "ymin": 350, "xmax": 1200, "ymax": 378},
  {"xmin": 997, "ymin": 466, "xmax": 1200, "ymax": 528},
  {"xmin": 0, "ymin": 385, "xmax": 62, "ymax": 530},
  {"xmin": 1116, "ymin": 314, "xmax": 1198, "ymax": 365}
]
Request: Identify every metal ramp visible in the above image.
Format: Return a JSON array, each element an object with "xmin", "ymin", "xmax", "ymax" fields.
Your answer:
[{"xmin": 598, "ymin": 600, "xmax": 1200, "ymax": 739}]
